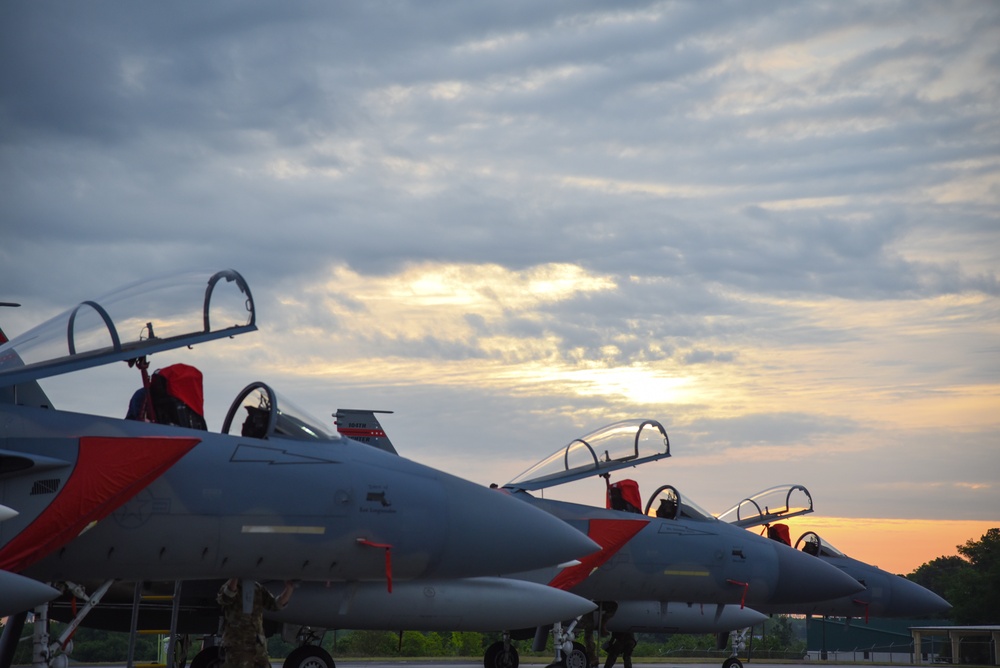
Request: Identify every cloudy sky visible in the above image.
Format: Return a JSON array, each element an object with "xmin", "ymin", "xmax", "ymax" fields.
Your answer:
[{"xmin": 2, "ymin": 1, "xmax": 998, "ymax": 574}]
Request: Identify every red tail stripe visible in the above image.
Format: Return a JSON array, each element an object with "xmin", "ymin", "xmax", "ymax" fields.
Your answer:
[{"xmin": 338, "ymin": 428, "xmax": 386, "ymax": 438}]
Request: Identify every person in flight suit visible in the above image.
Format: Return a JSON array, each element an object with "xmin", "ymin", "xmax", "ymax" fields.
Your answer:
[{"xmin": 217, "ymin": 578, "xmax": 295, "ymax": 668}]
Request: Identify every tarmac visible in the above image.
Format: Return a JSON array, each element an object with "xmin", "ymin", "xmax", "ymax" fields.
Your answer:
[{"xmin": 260, "ymin": 662, "xmax": 919, "ymax": 668}]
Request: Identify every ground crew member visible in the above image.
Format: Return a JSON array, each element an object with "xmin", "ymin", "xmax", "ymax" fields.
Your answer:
[
  {"xmin": 603, "ymin": 630, "xmax": 636, "ymax": 668},
  {"xmin": 217, "ymin": 578, "xmax": 294, "ymax": 668}
]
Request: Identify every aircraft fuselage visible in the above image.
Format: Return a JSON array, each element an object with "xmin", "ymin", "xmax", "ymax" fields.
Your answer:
[{"xmin": 1, "ymin": 404, "xmax": 597, "ymax": 584}]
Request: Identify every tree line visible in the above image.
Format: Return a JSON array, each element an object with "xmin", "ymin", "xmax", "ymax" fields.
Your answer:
[{"xmin": 905, "ymin": 527, "xmax": 1000, "ymax": 624}]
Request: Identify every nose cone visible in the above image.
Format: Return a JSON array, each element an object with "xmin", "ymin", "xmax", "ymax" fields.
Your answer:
[
  {"xmin": 721, "ymin": 605, "xmax": 769, "ymax": 630},
  {"xmin": 888, "ymin": 575, "xmax": 951, "ymax": 617},
  {"xmin": 431, "ymin": 483, "xmax": 599, "ymax": 577},
  {"xmin": 0, "ymin": 571, "xmax": 60, "ymax": 617},
  {"xmin": 467, "ymin": 578, "xmax": 598, "ymax": 627},
  {"xmin": 770, "ymin": 543, "xmax": 866, "ymax": 604}
]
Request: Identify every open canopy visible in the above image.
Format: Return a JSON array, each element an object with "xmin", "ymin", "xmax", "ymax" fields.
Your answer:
[
  {"xmin": 716, "ymin": 484, "xmax": 814, "ymax": 528},
  {"xmin": 504, "ymin": 418, "xmax": 670, "ymax": 491},
  {"xmin": 0, "ymin": 269, "xmax": 255, "ymax": 388}
]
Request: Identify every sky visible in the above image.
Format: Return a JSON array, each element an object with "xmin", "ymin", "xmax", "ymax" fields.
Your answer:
[{"xmin": 1, "ymin": 1, "xmax": 998, "ymax": 576}]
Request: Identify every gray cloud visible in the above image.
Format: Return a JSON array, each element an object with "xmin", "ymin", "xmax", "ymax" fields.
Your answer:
[{"xmin": 2, "ymin": 1, "xmax": 998, "ymax": 529}]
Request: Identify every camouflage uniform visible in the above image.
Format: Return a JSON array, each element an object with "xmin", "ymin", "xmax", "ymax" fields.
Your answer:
[{"xmin": 217, "ymin": 581, "xmax": 281, "ymax": 668}]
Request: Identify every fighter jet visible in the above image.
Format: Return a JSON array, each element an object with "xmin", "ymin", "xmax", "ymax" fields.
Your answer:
[
  {"xmin": 500, "ymin": 426, "xmax": 866, "ymax": 607},
  {"xmin": 325, "ymin": 413, "xmax": 866, "ymax": 668},
  {"xmin": 0, "ymin": 269, "xmax": 599, "ymax": 668},
  {"xmin": 717, "ymin": 485, "xmax": 952, "ymax": 619}
]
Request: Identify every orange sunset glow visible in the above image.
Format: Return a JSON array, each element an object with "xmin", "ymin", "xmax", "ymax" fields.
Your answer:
[{"xmin": 761, "ymin": 517, "xmax": 998, "ymax": 576}]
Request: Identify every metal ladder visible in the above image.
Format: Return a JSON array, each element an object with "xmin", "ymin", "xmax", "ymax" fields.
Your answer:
[{"xmin": 126, "ymin": 581, "xmax": 183, "ymax": 668}]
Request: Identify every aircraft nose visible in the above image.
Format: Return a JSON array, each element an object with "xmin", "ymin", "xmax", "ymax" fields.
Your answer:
[
  {"xmin": 431, "ymin": 483, "xmax": 599, "ymax": 577},
  {"xmin": 770, "ymin": 544, "xmax": 866, "ymax": 604},
  {"xmin": 889, "ymin": 576, "xmax": 951, "ymax": 616}
]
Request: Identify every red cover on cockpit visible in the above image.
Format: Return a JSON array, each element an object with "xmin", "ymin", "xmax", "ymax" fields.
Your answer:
[
  {"xmin": 607, "ymin": 479, "xmax": 643, "ymax": 513},
  {"xmin": 158, "ymin": 363, "xmax": 204, "ymax": 417},
  {"xmin": 768, "ymin": 523, "xmax": 791, "ymax": 546}
]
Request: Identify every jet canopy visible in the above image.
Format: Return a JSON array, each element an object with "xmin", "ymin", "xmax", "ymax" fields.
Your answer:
[
  {"xmin": 795, "ymin": 531, "xmax": 848, "ymax": 559},
  {"xmin": 505, "ymin": 419, "xmax": 670, "ymax": 491},
  {"xmin": 0, "ymin": 269, "xmax": 255, "ymax": 388},
  {"xmin": 644, "ymin": 484, "xmax": 717, "ymax": 522},
  {"xmin": 716, "ymin": 484, "xmax": 814, "ymax": 529},
  {"xmin": 221, "ymin": 381, "xmax": 339, "ymax": 441}
]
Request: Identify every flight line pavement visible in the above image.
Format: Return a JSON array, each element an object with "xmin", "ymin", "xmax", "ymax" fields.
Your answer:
[
  {"xmin": 54, "ymin": 661, "xmax": 937, "ymax": 668},
  {"xmin": 260, "ymin": 661, "xmax": 925, "ymax": 668}
]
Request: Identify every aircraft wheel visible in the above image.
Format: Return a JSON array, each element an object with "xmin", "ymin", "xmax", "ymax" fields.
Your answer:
[
  {"xmin": 484, "ymin": 641, "xmax": 519, "ymax": 668},
  {"xmin": 722, "ymin": 657, "xmax": 743, "ymax": 668},
  {"xmin": 563, "ymin": 644, "xmax": 589, "ymax": 668},
  {"xmin": 284, "ymin": 645, "xmax": 336, "ymax": 668},
  {"xmin": 189, "ymin": 647, "xmax": 222, "ymax": 668}
]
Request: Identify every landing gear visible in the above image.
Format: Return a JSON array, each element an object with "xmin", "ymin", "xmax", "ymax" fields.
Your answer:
[
  {"xmin": 484, "ymin": 640, "xmax": 519, "ymax": 668},
  {"xmin": 563, "ymin": 642, "xmax": 589, "ymax": 668},
  {"xmin": 544, "ymin": 619, "xmax": 582, "ymax": 668},
  {"xmin": 283, "ymin": 645, "xmax": 336, "ymax": 668},
  {"xmin": 721, "ymin": 627, "xmax": 748, "ymax": 668}
]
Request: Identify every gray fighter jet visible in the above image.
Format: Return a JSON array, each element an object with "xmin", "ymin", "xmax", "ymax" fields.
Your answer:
[
  {"xmin": 717, "ymin": 485, "xmax": 952, "ymax": 619},
  {"xmin": 0, "ymin": 269, "xmax": 599, "ymax": 668},
  {"xmin": 487, "ymin": 428, "xmax": 862, "ymax": 668},
  {"xmin": 324, "ymin": 413, "xmax": 867, "ymax": 668}
]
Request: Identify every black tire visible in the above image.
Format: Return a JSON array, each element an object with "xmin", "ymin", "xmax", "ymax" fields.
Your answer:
[
  {"xmin": 189, "ymin": 647, "xmax": 222, "ymax": 668},
  {"xmin": 484, "ymin": 640, "xmax": 519, "ymax": 668},
  {"xmin": 722, "ymin": 657, "xmax": 743, "ymax": 668},
  {"xmin": 563, "ymin": 645, "xmax": 589, "ymax": 668},
  {"xmin": 283, "ymin": 645, "xmax": 335, "ymax": 668}
]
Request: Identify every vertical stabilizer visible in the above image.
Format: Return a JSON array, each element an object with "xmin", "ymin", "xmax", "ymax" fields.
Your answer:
[
  {"xmin": 0, "ymin": 303, "xmax": 53, "ymax": 408},
  {"xmin": 334, "ymin": 409, "xmax": 397, "ymax": 454}
]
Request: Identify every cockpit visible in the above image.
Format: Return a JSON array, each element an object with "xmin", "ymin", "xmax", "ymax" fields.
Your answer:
[
  {"xmin": 795, "ymin": 531, "xmax": 848, "ymax": 559},
  {"xmin": 221, "ymin": 381, "xmax": 337, "ymax": 441},
  {"xmin": 643, "ymin": 484, "xmax": 717, "ymax": 522}
]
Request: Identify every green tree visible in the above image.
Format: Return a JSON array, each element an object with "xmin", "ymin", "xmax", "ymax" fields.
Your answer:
[
  {"xmin": 907, "ymin": 555, "xmax": 966, "ymax": 604},
  {"xmin": 907, "ymin": 527, "xmax": 1000, "ymax": 625},
  {"xmin": 950, "ymin": 528, "xmax": 1000, "ymax": 624},
  {"xmin": 450, "ymin": 631, "xmax": 484, "ymax": 656},
  {"xmin": 399, "ymin": 630, "xmax": 429, "ymax": 656},
  {"xmin": 341, "ymin": 630, "xmax": 397, "ymax": 656},
  {"xmin": 753, "ymin": 616, "xmax": 805, "ymax": 655},
  {"xmin": 660, "ymin": 633, "xmax": 716, "ymax": 654}
]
